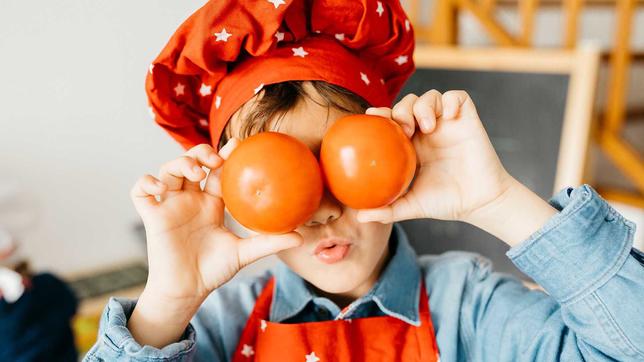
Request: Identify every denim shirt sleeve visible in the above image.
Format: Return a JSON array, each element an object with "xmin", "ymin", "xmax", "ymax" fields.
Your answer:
[
  {"xmin": 82, "ymin": 297, "xmax": 197, "ymax": 361},
  {"xmin": 83, "ymin": 273, "xmax": 270, "ymax": 362},
  {"xmin": 461, "ymin": 184, "xmax": 644, "ymax": 361}
]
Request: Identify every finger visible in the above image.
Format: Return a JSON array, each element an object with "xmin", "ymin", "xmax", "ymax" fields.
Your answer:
[
  {"xmin": 365, "ymin": 107, "xmax": 392, "ymax": 119},
  {"xmin": 218, "ymin": 137, "xmax": 240, "ymax": 160},
  {"xmin": 183, "ymin": 144, "xmax": 223, "ymax": 191},
  {"xmin": 204, "ymin": 167, "xmax": 223, "ymax": 198},
  {"xmin": 184, "ymin": 144, "xmax": 223, "ymax": 169},
  {"xmin": 130, "ymin": 174, "xmax": 166, "ymax": 210},
  {"xmin": 391, "ymin": 94, "xmax": 418, "ymax": 138},
  {"xmin": 412, "ymin": 89, "xmax": 443, "ymax": 134},
  {"xmin": 158, "ymin": 156, "xmax": 206, "ymax": 193},
  {"xmin": 237, "ymin": 232, "xmax": 303, "ymax": 267},
  {"xmin": 204, "ymin": 138, "xmax": 240, "ymax": 197},
  {"xmin": 442, "ymin": 90, "xmax": 478, "ymax": 120},
  {"xmin": 356, "ymin": 195, "xmax": 424, "ymax": 224}
]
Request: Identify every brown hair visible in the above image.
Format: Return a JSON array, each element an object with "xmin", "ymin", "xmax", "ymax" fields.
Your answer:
[{"xmin": 219, "ymin": 81, "xmax": 370, "ymax": 149}]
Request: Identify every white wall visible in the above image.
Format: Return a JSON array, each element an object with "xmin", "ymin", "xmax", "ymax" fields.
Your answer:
[
  {"xmin": 0, "ymin": 1, "xmax": 641, "ymax": 276},
  {"xmin": 0, "ymin": 1, "xmax": 206, "ymax": 276}
]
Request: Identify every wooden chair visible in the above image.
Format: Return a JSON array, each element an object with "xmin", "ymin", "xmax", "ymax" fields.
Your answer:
[{"xmin": 405, "ymin": 0, "xmax": 644, "ymax": 207}]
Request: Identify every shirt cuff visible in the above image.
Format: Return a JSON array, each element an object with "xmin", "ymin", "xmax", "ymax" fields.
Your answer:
[
  {"xmin": 507, "ymin": 184, "xmax": 635, "ymax": 304},
  {"xmin": 90, "ymin": 297, "xmax": 196, "ymax": 361}
]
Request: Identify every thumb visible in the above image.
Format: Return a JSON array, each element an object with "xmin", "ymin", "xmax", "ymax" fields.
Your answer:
[
  {"xmin": 237, "ymin": 232, "xmax": 303, "ymax": 267},
  {"xmin": 356, "ymin": 195, "xmax": 423, "ymax": 224}
]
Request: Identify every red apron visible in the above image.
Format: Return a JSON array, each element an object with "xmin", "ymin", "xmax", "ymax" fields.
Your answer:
[{"xmin": 232, "ymin": 277, "xmax": 440, "ymax": 361}]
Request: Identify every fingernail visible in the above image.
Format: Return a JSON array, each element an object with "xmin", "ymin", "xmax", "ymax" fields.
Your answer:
[{"xmin": 421, "ymin": 117, "xmax": 432, "ymax": 131}]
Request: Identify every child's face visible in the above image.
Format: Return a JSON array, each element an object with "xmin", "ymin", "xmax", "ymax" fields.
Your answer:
[{"xmin": 229, "ymin": 83, "xmax": 393, "ymax": 299}]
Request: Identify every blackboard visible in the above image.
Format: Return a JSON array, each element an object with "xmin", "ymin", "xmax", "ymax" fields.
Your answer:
[{"xmin": 396, "ymin": 47, "xmax": 599, "ymax": 278}]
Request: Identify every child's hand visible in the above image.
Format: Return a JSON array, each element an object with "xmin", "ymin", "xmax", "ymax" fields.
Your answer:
[
  {"xmin": 128, "ymin": 140, "xmax": 302, "ymax": 347},
  {"xmin": 357, "ymin": 90, "xmax": 514, "ymax": 224}
]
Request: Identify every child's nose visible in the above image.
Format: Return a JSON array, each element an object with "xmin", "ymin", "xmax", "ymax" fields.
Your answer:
[{"xmin": 304, "ymin": 191, "xmax": 342, "ymax": 227}]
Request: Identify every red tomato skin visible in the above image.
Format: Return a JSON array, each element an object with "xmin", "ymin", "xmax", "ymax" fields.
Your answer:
[
  {"xmin": 221, "ymin": 132, "xmax": 323, "ymax": 234},
  {"xmin": 320, "ymin": 114, "xmax": 417, "ymax": 209}
]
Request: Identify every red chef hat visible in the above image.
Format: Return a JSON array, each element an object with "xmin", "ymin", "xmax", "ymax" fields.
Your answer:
[{"xmin": 146, "ymin": 0, "xmax": 415, "ymax": 150}]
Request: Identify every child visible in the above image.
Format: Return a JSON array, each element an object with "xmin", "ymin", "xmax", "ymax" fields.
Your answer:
[{"xmin": 86, "ymin": 0, "xmax": 644, "ymax": 361}]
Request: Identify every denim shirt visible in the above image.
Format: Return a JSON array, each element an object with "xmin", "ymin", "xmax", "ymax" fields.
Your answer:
[{"xmin": 85, "ymin": 185, "xmax": 644, "ymax": 361}]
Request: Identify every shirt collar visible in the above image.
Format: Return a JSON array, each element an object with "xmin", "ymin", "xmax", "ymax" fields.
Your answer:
[{"xmin": 270, "ymin": 224, "xmax": 422, "ymax": 325}]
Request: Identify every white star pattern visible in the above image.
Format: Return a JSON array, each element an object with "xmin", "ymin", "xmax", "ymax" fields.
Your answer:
[
  {"xmin": 405, "ymin": 19, "xmax": 411, "ymax": 31},
  {"xmin": 376, "ymin": 1, "xmax": 384, "ymax": 17},
  {"xmin": 254, "ymin": 83, "xmax": 264, "ymax": 94},
  {"xmin": 267, "ymin": 0, "xmax": 285, "ymax": 9},
  {"xmin": 292, "ymin": 46, "xmax": 308, "ymax": 57},
  {"xmin": 360, "ymin": 72, "xmax": 370, "ymax": 85},
  {"xmin": 260, "ymin": 319, "xmax": 267, "ymax": 332},
  {"xmin": 394, "ymin": 55, "xmax": 408, "ymax": 65},
  {"xmin": 199, "ymin": 118, "xmax": 208, "ymax": 127},
  {"xmin": 214, "ymin": 28, "xmax": 232, "ymax": 42},
  {"xmin": 148, "ymin": 64, "xmax": 154, "ymax": 74},
  {"xmin": 241, "ymin": 344, "xmax": 254, "ymax": 358},
  {"xmin": 215, "ymin": 95, "xmax": 222, "ymax": 109},
  {"xmin": 275, "ymin": 31, "xmax": 285, "ymax": 42},
  {"xmin": 335, "ymin": 33, "xmax": 345, "ymax": 41},
  {"xmin": 199, "ymin": 83, "xmax": 212, "ymax": 96},
  {"xmin": 174, "ymin": 82, "xmax": 185, "ymax": 96},
  {"xmin": 305, "ymin": 352, "xmax": 320, "ymax": 362}
]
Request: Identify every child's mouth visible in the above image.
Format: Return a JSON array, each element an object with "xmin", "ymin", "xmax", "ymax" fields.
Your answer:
[{"xmin": 313, "ymin": 238, "xmax": 352, "ymax": 264}]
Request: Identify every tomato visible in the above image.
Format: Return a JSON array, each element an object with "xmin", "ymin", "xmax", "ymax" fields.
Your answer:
[
  {"xmin": 221, "ymin": 132, "xmax": 323, "ymax": 234},
  {"xmin": 320, "ymin": 114, "xmax": 416, "ymax": 209}
]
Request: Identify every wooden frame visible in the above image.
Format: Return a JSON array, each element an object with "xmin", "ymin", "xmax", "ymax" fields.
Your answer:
[
  {"xmin": 413, "ymin": 45, "xmax": 601, "ymax": 193},
  {"xmin": 413, "ymin": 0, "xmax": 644, "ymax": 206},
  {"xmin": 596, "ymin": 0, "xmax": 644, "ymax": 205}
]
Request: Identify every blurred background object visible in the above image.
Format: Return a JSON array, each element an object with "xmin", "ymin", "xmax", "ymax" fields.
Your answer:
[
  {"xmin": 0, "ymin": 190, "xmax": 78, "ymax": 361},
  {"xmin": 0, "ymin": 228, "xmax": 25, "ymax": 303}
]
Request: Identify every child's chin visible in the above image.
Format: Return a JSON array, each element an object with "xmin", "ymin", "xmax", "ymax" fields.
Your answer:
[{"xmin": 306, "ymin": 267, "xmax": 367, "ymax": 294}]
